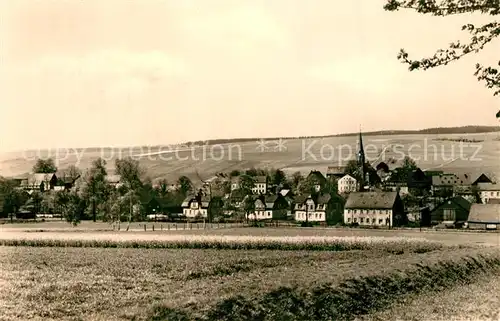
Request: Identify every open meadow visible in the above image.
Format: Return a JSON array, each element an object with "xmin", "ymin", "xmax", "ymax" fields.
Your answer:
[
  {"xmin": 1, "ymin": 224, "xmax": 500, "ymax": 320},
  {"xmin": 1, "ymin": 132, "xmax": 500, "ymax": 181}
]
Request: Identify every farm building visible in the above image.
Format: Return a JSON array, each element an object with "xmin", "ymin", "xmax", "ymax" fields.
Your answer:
[
  {"xmin": 20, "ymin": 173, "xmax": 58, "ymax": 193},
  {"xmin": 429, "ymin": 196, "xmax": 471, "ymax": 227},
  {"xmin": 467, "ymin": 204, "xmax": 500, "ymax": 230},
  {"xmin": 248, "ymin": 195, "xmax": 288, "ymax": 221},
  {"xmin": 343, "ymin": 191, "xmax": 405, "ymax": 227}
]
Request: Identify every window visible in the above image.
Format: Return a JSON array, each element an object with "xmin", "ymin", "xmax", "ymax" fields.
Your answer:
[
  {"xmin": 378, "ymin": 219, "xmax": 383, "ymax": 224},
  {"xmin": 347, "ymin": 218, "xmax": 351, "ymax": 222},
  {"xmin": 372, "ymin": 218, "xmax": 376, "ymax": 224},
  {"xmin": 268, "ymin": 212, "xmax": 271, "ymax": 217},
  {"xmin": 443, "ymin": 209, "xmax": 456, "ymax": 221},
  {"xmin": 360, "ymin": 218, "xmax": 364, "ymax": 223}
]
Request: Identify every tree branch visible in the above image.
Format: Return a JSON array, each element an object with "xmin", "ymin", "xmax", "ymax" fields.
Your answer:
[
  {"xmin": 396, "ymin": 21, "xmax": 499, "ymax": 96},
  {"xmin": 384, "ymin": 0, "xmax": 500, "ymax": 16}
]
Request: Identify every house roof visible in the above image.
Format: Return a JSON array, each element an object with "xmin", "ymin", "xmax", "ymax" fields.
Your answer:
[
  {"xmin": 431, "ymin": 173, "xmax": 471, "ymax": 186},
  {"xmin": 22, "ymin": 173, "xmax": 56, "ymax": 186},
  {"xmin": 326, "ymin": 166, "xmax": 346, "ymax": 175},
  {"xmin": 468, "ymin": 204, "xmax": 500, "ymax": 223},
  {"xmin": 477, "ymin": 183, "xmax": 500, "ymax": 191},
  {"xmin": 431, "ymin": 196, "xmax": 472, "ymax": 214},
  {"xmin": 279, "ymin": 189, "xmax": 291, "ymax": 197},
  {"xmin": 345, "ymin": 192, "xmax": 398, "ymax": 209},
  {"xmin": 181, "ymin": 195, "xmax": 211, "ymax": 208},
  {"xmin": 316, "ymin": 194, "xmax": 331, "ymax": 205},
  {"xmin": 264, "ymin": 195, "xmax": 279, "ymax": 209},
  {"xmin": 487, "ymin": 199, "xmax": 500, "ymax": 204},
  {"xmin": 255, "ymin": 176, "xmax": 267, "ymax": 183},
  {"xmin": 339, "ymin": 174, "xmax": 356, "ymax": 181},
  {"xmin": 308, "ymin": 170, "xmax": 326, "ymax": 182}
]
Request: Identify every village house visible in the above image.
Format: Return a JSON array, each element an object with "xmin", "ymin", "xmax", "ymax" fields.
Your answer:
[
  {"xmin": 467, "ymin": 204, "xmax": 500, "ymax": 230},
  {"xmin": 248, "ymin": 194, "xmax": 289, "ymax": 221},
  {"xmin": 294, "ymin": 193, "xmax": 342, "ymax": 224},
  {"xmin": 477, "ymin": 182, "xmax": 500, "ymax": 204},
  {"xmin": 181, "ymin": 194, "xmax": 211, "ymax": 219},
  {"xmin": 408, "ymin": 168, "xmax": 432, "ymax": 192},
  {"xmin": 431, "ymin": 173, "xmax": 471, "ymax": 197},
  {"xmin": 252, "ymin": 176, "xmax": 268, "ymax": 194},
  {"xmin": 343, "ymin": 191, "xmax": 405, "ymax": 227},
  {"xmin": 337, "ymin": 174, "xmax": 357, "ymax": 194},
  {"xmin": 428, "ymin": 196, "xmax": 471, "ymax": 227},
  {"xmin": 20, "ymin": 173, "xmax": 58, "ymax": 193}
]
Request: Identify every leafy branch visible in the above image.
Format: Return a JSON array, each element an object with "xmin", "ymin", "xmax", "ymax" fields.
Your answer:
[{"xmin": 385, "ymin": 0, "xmax": 500, "ymax": 97}]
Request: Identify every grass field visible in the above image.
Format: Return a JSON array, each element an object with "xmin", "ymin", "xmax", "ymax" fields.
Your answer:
[
  {"xmin": 1, "ymin": 224, "xmax": 500, "ymax": 320},
  {"xmin": 1, "ymin": 131, "xmax": 499, "ymax": 181}
]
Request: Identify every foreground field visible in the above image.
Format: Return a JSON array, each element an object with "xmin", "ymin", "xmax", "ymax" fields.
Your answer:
[
  {"xmin": 1, "ymin": 224, "xmax": 499, "ymax": 247},
  {"xmin": 1, "ymin": 245, "xmax": 500, "ymax": 321},
  {"xmin": 1, "ymin": 226, "xmax": 499, "ymax": 320}
]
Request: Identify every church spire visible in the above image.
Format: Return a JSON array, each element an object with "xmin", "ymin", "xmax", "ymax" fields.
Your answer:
[
  {"xmin": 358, "ymin": 126, "xmax": 366, "ymax": 191},
  {"xmin": 358, "ymin": 126, "xmax": 365, "ymax": 166}
]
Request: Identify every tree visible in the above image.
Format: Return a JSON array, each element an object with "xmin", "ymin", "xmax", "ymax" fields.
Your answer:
[
  {"xmin": 154, "ymin": 178, "xmax": 169, "ymax": 197},
  {"xmin": 271, "ymin": 169, "xmax": 287, "ymax": 187},
  {"xmin": 177, "ymin": 176, "xmax": 193, "ymax": 195},
  {"xmin": 32, "ymin": 158, "xmax": 57, "ymax": 173},
  {"xmin": 297, "ymin": 176, "xmax": 318, "ymax": 195},
  {"xmin": 344, "ymin": 160, "xmax": 361, "ymax": 181},
  {"xmin": 63, "ymin": 190, "xmax": 86, "ymax": 226},
  {"xmin": 208, "ymin": 196, "xmax": 225, "ymax": 222},
  {"xmin": 115, "ymin": 158, "xmax": 144, "ymax": 230},
  {"xmin": 30, "ymin": 191, "xmax": 43, "ymax": 214},
  {"xmin": 402, "ymin": 156, "xmax": 418, "ymax": 170},
  {"xmin": 290, "ymin": 171, "xmax": 304, "ymax": 192},
  {"xmin": 82, "ymin": 158, "xmax": 111, "ymax": 222},
  {"xmin": 229, "ymin": 170, "xmax": 241, "ymax": 177},
  {"xmin": 243, "ymin": 196, "xmax": 256, "ymax": 224},
  {"xmin": 384, "ymin": 0, "xmax": 499, "ymax": 115},
  {"xmin": 239, "ymin": 174, "xmax": 256, "ymax": 195},
  {"xmin": 0, "ymin": 179, "xmax": 28, "ymax": 220}
]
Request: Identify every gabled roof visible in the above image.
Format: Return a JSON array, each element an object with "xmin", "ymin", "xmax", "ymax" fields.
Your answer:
[
  {"xmin": 307, "ymin": 170, "xmax": 327, "ymax": 182},
  {"xmin": 181, "ymin": 194, "xmax": 211, "ymax": 208},
  {"xmin": 22, "ymin": 173, "xmax": 56, "ymax": 187},
  {"xmin": 339, "ymin": 174, "xmax": 356, "ymax": 181},
  {"xmin": 345, "ymin": 192, "xmax": 398, "ymax": 209},
  {"xmin": 468, "ymin": 204, "xmax": 500, "ymax": 223},
  {"xmin": 432, "ymin": 196, "xmax": 472, "ymax": 213}
]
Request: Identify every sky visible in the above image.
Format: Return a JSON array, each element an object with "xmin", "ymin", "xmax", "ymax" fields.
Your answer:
[{"xmin": 0, "ymin": 0, "xmax": 499, "ymax": 152}]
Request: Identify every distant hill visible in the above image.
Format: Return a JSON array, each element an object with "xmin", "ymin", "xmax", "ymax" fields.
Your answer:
[{"xmin": 183, "ymin": 125, "xmax": 500, "ymax": 146}]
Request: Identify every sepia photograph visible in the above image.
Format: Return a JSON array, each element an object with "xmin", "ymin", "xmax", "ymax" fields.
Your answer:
[{"xmin": 0, "ymin": 0, "xmax": 499, "ymax": 320}]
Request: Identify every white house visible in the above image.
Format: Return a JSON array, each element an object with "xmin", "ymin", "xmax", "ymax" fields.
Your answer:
[
  {"xmin": 181, "ymin": 195, "xmax": 210, "ymax": 218},
  {"xmin": 337, "ymin": 174, "xmax": 357, "ymax": 194},
  {"xmin": 477, "ymin": 183, "xmax": 500, "ymax": 204},
  {"xmin": 294, "ymin": 194, "xmax": 332, "ymax": 222},
  {"xmin": 343, "ymin": 191, "xmax": 405, "ymax": 227}
]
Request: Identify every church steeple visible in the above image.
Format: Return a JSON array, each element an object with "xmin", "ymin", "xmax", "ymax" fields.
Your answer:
[
  {"xmin": 358, "ymin": 128, "xmax": 365, "ymax": 166},
  {"xmin": 358, "ymin": 127, "xmax": 366, "ymax": 191}
]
